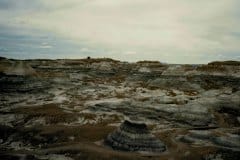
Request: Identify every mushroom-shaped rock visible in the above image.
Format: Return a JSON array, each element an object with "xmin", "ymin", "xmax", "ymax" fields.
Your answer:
[{"xmin": 105, "ymin": 120, "xmax": 166, "ymax": 153}]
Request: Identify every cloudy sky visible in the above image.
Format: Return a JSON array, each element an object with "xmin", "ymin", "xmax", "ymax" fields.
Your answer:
[{"xmin": 0, "ymin": 0, "xmax": 240, "ymax": 63}]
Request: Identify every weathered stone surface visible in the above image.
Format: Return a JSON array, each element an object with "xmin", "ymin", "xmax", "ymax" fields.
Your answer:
[{"xmin": 179, "ymin": 130, "xmax": 240, "ymax": 151}]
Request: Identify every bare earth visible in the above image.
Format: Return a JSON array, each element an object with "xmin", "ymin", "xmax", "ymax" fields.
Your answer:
[{"xmin": 0, "ymin": 57, "xmax": 240, "ymax": 160}]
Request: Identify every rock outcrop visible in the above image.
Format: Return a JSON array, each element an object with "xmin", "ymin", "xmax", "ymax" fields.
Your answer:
[{"xmin": 105, "ymin": 120, "xmax": 166, "ymax": 153}]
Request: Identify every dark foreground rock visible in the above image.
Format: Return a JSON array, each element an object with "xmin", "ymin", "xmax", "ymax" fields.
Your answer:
[{"xmin": 0, "ymin": 74, "xmax": 49, "ymax": 93}]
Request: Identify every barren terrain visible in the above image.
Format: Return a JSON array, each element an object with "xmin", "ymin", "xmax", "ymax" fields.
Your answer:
[{"xmin": 0, "ymin": 57, "xmax": 240, "ymax": 160}]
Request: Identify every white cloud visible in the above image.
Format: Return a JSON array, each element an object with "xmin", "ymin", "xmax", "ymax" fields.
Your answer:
[
  {"xmin": 39, "ymin": 43, "xmax": 53, "ymax": 49},
  {"xmin": 1, "ymin": 0, "xmax": 240, "ymax": 63},
  {"xmin": 80, "ymin": 47, "xmax": 91, "ymax": 52},
  {"xmin": 124, "ymin": 51, "xmax": 137, "ymax": 55}
]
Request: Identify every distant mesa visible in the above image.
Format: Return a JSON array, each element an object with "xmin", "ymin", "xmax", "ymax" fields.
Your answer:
[
  {"xmin": 4, "ymin": 61, "xmax": 37, "ymax": 76},
  {"xmin": 83, "ymin": 57, "xmax": 120, "ymax": 64},
  {"xmin": 0, "ymin": 57, "xmax": 38, "ymax": 76},
  {"xmin": 105, "ymin": 120, "xmax": 166, "ymax": 153},
  {"xmin": 0, "ymin": 56, "xmax": 7, "ymax": 60},
  {"xmin": 208, "ymin": 60, "xmax": 240, "ymax": 66},
  {"xmin": 136, "ymin": 60, "xmax": 161, "ymax": 64}
]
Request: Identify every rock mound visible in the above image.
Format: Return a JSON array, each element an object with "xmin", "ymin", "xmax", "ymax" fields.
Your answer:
[{"xmin": 105, "ymin": 120, "xmax": 166, "ymax": 153}]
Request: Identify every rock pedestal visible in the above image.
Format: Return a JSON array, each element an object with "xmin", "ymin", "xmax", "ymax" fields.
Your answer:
[{"xmin": 105, "ymin": 120, "xmax": 166, "ymax": 153}]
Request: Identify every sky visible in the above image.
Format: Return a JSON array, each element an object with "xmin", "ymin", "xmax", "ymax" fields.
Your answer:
[{"xmin": 0, "ymin": 0, "xmax": 240, "ymax": 63}]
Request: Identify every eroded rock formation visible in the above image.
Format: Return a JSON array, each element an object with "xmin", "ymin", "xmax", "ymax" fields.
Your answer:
[{"xmin": 105, "ymin": 120, "xmax": 166, "ymax": 153}]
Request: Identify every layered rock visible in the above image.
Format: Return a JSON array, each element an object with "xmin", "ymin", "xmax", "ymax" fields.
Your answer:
[
  {"xmin": 0, "ymin": 75, "xmax": 49, "ymax": 93},
  {"xmin": 105, "ymin": 120, "xmax": 166, "ymax": 153},
  {"xmin": 179, "ymin": 130, "xmax": 240, "ymax": 151}
]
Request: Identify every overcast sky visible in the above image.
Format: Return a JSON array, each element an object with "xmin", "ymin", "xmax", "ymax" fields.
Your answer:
[{"xmin": 0, "ymin": 0, "xmax": 240, "ymax": 63}]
